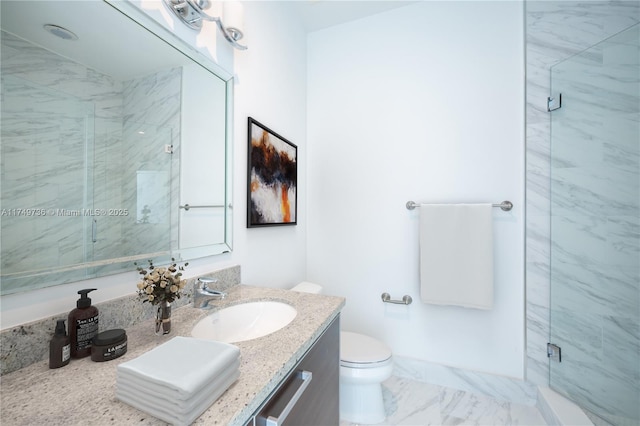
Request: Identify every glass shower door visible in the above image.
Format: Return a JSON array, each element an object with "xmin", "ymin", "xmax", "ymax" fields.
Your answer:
[
  {"xmin": 549, "ymin": 23, "xmax": 639, "ymax": 425},
  {"xmin": 88, "ymin": 119, "xmax": 174, "ymax": 278}
]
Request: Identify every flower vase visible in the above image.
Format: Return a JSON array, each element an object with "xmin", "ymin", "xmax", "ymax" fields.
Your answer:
[{"xmin": 155, "ymin": 301, "xmax": 171, "ymax": 335}]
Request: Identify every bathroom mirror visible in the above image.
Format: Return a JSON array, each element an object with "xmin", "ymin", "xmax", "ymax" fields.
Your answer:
[{"xmin": 0, "ymin": 0, "xmax": 233, "ymax": 295}]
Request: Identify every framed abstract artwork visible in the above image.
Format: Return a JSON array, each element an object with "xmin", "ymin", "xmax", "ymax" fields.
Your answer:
[{"xmin": 247, "ymin": 117, "xmax": 297, "ymax": 227}]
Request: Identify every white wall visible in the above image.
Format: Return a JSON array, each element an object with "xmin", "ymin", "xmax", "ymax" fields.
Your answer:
[
  {"xmin": 231, "ymin": 1, "xmax": 308, "ymax": 288},
  {"xmin": 307, "ymin": 1, "xmax": 525, "ymax": 378},
  {"xmin": 0, "ymin": 0, "xmax": 308, "ymax": 329}
]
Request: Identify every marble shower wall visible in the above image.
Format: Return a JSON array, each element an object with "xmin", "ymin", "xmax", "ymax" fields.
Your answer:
[
  {"xmin": 93, "ymin": 67, "xmax": 181, "ymax": 270},
  {"xmin": 524, "ymin": 0, "xmax": 640, "ymax": 405},
  {"xmin": 0, "ymin": 30, "xmax": 123, "ymax": 292},
  {"xmin": 549, "ymin": 23, "xmax": 639, "ymax": 425},
  {"xmin": 0, "ymin": 30, "xmax": 181, "ymax": 292}
]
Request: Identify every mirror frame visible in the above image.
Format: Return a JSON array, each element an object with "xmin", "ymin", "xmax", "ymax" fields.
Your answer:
[{"xmin": 0, "ymin": 0, "xmax": 233, "ymax": 295}]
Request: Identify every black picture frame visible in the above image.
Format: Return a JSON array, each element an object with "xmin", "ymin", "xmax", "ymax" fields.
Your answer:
[{"xmin": 247, "ymin": 117, "xmax": 297, "ymax": 227}]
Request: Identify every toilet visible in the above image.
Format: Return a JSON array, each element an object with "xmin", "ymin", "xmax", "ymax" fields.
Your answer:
[{"xmin": 291, "ymin": 282, "xmax": 393, "ymax": 424}]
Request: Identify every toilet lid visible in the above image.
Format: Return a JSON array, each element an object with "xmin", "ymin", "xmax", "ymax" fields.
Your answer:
[{"xmin": 340, "ymin": 331, "xmax": 392, "ymax": 364}]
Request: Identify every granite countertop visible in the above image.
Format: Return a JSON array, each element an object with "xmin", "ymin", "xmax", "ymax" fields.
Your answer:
[{"xmin": 0, "ymin": 285, "xmax": 345, "ymax": 426}]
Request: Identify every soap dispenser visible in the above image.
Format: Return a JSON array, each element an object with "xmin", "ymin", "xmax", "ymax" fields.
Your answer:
[
  {"xmin": 49, "ymin": 319, "xmax": 70, "ymax": 369},
  {"xmin": 68, "ymin": 288, "xmax": 99, "ymax": 359}
]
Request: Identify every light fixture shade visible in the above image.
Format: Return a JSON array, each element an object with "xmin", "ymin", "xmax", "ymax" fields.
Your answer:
[{"xmin": 222, "ymin": 0, "xmax": 244, "ymax": 39}]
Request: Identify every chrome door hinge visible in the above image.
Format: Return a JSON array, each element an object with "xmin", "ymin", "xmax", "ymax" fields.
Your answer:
[
  {"xmin": 547, "ymin": 94, "xmax": 562, "ymax": 111},
  {"xmin": 164, "ymin": 144, "xmax": 174, "ymax": 154},
  {"xmin": 547, "ymin": 343, "xmax": 562, "ymax": 362}
]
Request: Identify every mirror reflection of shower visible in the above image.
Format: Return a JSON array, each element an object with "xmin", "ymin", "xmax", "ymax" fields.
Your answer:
[
  {"xmin": 137, "ymin": 171, "xmax": 171, "ymax": 225},
  {"xmin": 0, "ymin": 0, "xmax": 233, "ymax": 296},
  {"xmin": 0, "ymin": 73, "xmax": 96, "ymax": 291}
]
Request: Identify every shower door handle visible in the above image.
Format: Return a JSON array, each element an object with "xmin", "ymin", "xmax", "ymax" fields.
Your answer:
[{"xmin": 92, "ymin": 219, "xmax": 97, "ymax": 243}]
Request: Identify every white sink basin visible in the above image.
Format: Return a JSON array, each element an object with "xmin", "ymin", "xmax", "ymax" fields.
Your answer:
[{"xmin": 191, "ymin": 301, "xmax": 297, "ymax": 343}]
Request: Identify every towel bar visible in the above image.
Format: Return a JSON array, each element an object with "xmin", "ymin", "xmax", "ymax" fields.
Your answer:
[
  {"xmin": 381, "ymin": 293, "xmax": 413, "ymax": 305},
  {"xmin": 406, "ymin": 200, "xmax": 513, "ymax": 212}
]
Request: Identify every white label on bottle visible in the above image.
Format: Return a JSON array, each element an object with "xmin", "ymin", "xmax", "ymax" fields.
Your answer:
[
  {"xmin": 75, "ymin": 316, "xmax": 99, "ymax": 350},
  {"xmin": 62, "ymin": 344, "xmax": 70, "ymax": 362},
  {"xmin": 62, "ymin": 345, "xmax": 71, "ymax": 362}
]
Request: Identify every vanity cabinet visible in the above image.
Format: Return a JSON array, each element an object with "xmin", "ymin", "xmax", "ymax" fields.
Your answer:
[{"xmin": 249, "ymin": 315, "xmax": 340, "ymax": 426}]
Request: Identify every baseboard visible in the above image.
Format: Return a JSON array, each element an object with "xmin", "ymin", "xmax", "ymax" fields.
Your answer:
[
  {"xmin": 537, "ymin": 386, "xmax": 593, "ymax": 426},
  {"xmin": 393, "ymin": 355, "xmax": 537, "ymax": 406}
]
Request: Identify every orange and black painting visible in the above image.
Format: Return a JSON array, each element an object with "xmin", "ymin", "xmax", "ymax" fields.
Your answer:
[{"xmin": 247, "ymin": 118, "xmax": 297, "ymax": 227}]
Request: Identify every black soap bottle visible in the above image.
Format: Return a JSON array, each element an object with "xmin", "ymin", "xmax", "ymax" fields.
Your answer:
[
  {"xmin": 49, "ymin": 319, "xmax": 70, "ymax": 369},
  {"xmin": 68, "ymin": 288, "xmax": 99, "ymax": 358}
]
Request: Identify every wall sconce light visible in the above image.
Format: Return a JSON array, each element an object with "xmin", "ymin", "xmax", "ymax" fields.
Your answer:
[{"xmin": 162, "ymin": 0, "xmax": 247, "ymax": 50}]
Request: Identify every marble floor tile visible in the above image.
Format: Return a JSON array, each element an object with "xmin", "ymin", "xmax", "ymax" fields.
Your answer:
[{"xmin": 341, "ymin": 376, "xmax": 547, "ymax": 426}]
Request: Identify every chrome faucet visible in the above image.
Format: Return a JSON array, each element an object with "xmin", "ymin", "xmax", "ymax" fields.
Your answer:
[{"xmin": 193, "ymin": 277, "xmax": 226, "ymax": 309}]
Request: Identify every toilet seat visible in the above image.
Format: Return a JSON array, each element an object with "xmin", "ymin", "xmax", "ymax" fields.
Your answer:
[
  {"xmin": 340, "ymin": 331, "xmax": 392, "ymax": 368},
  {"xmin": 341, "ymin": 357, "xmax": 393, "ymax": 369}
]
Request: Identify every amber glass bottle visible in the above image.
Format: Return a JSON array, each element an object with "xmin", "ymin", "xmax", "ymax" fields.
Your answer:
[{"xmin": 49, "ymin": 319, "xmax": 70, "ymax": 368}]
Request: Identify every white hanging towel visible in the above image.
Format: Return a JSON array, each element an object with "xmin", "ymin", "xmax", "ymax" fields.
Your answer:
[{"xmin": 419, "ymin": 204, "xmax": 494, "ymax": 310}]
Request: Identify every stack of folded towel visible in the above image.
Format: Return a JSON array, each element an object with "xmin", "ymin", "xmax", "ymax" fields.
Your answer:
[{"xmin": 116, "ymin": 336, "xmax": 240, "ymax": 426}]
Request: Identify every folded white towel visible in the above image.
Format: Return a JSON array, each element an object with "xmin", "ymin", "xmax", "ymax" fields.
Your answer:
[
  {"xmin": 419, "ymin": 204, "xmax": 494, "ymax": 310},
  {"xmin": 116, "ymin": 336, "xmax": 240, "ymax": 399},
  {"xmin": 117, "ymin": 368, "xmax": 240, "ymax": 426},
  {"xmin": 117, "ymin": 353, "xmax": 239, "ymax": 402},
  {"xmin": 117, "ymin": 358, "xmax": 240, "ymax": 413}
]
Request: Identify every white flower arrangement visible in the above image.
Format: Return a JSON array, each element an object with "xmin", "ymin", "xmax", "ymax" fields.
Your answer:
[{"xmin": 135, "ymin": 258, "xmax": 188, "ymax": 305}]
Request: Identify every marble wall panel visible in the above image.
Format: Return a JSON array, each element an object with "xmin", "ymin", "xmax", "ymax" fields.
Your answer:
[
  {"xmin": 525, "ymin": 0, "xmax": 640, "ymax": 388},
  {"xmin": 526, "ymin": 2, "xmax": 639, "ymax": 424},
  {"xmin": 1, "ymin": 81, "xmax": 88, "ymax": 278},
  {"xmin": 119, "ymin": 67, "xmax": 181, "ymax": 258}
]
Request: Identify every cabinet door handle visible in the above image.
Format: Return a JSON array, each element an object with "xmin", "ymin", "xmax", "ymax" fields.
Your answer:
[{"xmin": 265, "ymin": 370, "xmax": 313, "ymax": 426}]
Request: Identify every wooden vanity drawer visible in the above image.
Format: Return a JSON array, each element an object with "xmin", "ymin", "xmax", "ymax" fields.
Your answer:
[{"xmin": 251, "ymin": 315, "xmax": 340, "ymax": 426}]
